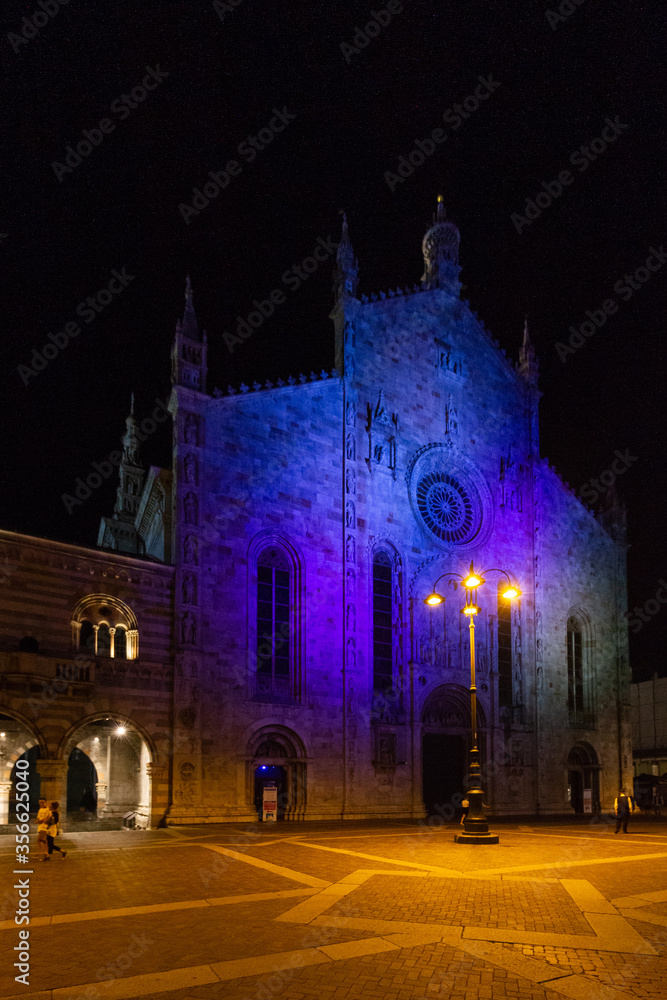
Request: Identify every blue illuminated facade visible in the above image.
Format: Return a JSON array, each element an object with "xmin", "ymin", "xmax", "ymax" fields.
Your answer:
[{"xmin": 108, "ymin": 200, "xmax": 633, "ymax": 821}]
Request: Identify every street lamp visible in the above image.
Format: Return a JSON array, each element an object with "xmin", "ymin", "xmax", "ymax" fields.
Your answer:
[{"xmin": 424, "ymin": 561, "xmax": 522, "ymax": 844}]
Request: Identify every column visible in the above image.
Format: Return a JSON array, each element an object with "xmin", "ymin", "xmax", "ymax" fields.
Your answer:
[
  {"xmin": 0, "ymin": 782, "xmax": 12, "ymax": 824},
  {"xmin": 146, "ymin": 762, "xmax": 168, "ymax": 829},
  {"xmin": 34, "ymin": 760, "xmax": 68, "ymax": 818}
]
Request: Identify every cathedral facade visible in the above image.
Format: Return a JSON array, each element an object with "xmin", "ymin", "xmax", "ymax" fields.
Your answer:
[{"xmin": 0, "ymin": 201, "xmax": 632, "ymax": 826}]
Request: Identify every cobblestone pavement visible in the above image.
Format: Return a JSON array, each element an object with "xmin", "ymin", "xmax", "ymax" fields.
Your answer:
[{"xmin": 1, "ymin": 818, "xmax": 666, "ymax": 1000}]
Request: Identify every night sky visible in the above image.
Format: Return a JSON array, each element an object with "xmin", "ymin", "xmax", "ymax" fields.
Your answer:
[{"xmin": 2, "ymin": 0, "xmax": 665, "ymax": 680}]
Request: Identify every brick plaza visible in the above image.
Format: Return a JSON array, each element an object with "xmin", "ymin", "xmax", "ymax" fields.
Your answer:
[{"xmin": 2, "ymin": 818, "xmax": 666, "ymax": 1000}]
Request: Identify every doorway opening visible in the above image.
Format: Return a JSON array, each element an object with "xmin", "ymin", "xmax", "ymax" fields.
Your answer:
[
  {"xmin": 567, "ymin": 742, "xmax": 600, "ymax": 814},
  {"xmin": 422, "ymin": 733, "xmax": 467, "ymax": 816},
  {"xmin": 254, "ymin": 765, "xmax": 287, "ymax": 820}
]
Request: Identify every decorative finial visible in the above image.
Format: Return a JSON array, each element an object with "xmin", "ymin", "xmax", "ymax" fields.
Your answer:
[
  {"xmin": 185, "ymin": 275, "xmax": 193, "ymax": 307},
  {"xmin": 519, "ymin": 315, "xmax": 539, "ymax": 387},
  {"xmin": 130, "ymin": 392, "xmax": 135, "ymax": 418}
]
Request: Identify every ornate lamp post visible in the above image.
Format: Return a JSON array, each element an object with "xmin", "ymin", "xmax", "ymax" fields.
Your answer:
[{"xmin": 424, "ymin": 562, "xmax": 521, "ymax": 845}]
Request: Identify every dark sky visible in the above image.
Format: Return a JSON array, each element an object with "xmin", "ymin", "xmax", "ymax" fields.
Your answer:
[{"xmin": 1, "ymin": 0, "xmax": 665, "ymax": 680}]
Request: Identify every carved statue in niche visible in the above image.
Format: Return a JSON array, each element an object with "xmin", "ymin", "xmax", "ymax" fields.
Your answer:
[
  {"xmin": 346, "ymin": 637, "xmax": 356, "ymax": 667},
  {"xmin": 378, "ymin": 734, "xmax": 396, "ymax": 765},
  {"xmin": 181, "ymin": 611, "xmax": 196, "ymax": 645},
  {"xmin": 184, "ymin": 492, "xmax": 198, "ymax": 525},
  {"xmin": 373, "ymin": 443, "xmax": 384, "ymax": 464},
  {"xmin": 433, "ymin": 634, "xmax": 444, "ymax": 667},
  {"xmin": 184, "ymin": 453, "xmax": 197, "ymax": 484},
  {"xmin": 445, "ymin": 394, "xmax": 459, "ymax": 438},
  {"xmin": 345, "ymin": 400, "xmax": 356, "ymax": 426},
  {"xmin": 345, "ymin": 500, "xmax": 355, "ymax": 528},
  {"xmin": 346, "ymin": 603, "xmax": 356, "ymax": 632},
  {"xmin": 419, "ymin": 635, "xmax": 432, "ymax": 665},
  {"xmin": 347, "ymin": 678, "xmax": 355, "ymax": 715},
  {"xmin": 184, "ymin": 415, "xmax": 198, "ymax": 446},
  {"xmin": 345, "ymin": 467, "xmax": 356, "ymax": 495},
  {"xmin": 345, "ymin": 354, "xmax": 355, "ymax": 376},
  {"xmin": 182, "ymin": 573, "xmax": 196, "ymax": 605},
  {"xmin": 535, "ymin": 610, "xmax": 542, "ymax": 634},
  {"xmin": 344, "ymin": 320, "xmax": 355, "ymax": 346},
  {"xmin": 345, "ymin": 432, "xmax": 355, "ymax": 461},
  {"xmin": 536, "ymin": 638, "xmax": 543, "ymax": 662},
  {"xmin": 184, "ymin": 535, "xmax": 198, "ymax": 564},
  {"xmin": 346, "ymin": 568, "xmax": 356, "ymax": 597},
  {"xmin": 345, "ymin": 535, "xmax": 355, "ymax": 563}
]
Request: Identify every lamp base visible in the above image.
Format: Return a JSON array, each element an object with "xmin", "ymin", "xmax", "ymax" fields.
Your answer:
[{"xmin": 454, "ymin": 832, "xmax": 499, "ymax": 844}]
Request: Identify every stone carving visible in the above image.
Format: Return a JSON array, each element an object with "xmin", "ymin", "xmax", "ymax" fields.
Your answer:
[
  {"xmin": 184, "ymin": 492, "xmax": 198, "ymax": 525},
  {"xmin": 178, "ymin": 707, "xmax": 196, "ymax": 729},
  {"xmin": 345, "ymin": 400, "xmax": 356, "ymax": 426},
  {"xmin": 181, "ymin": 611, "xmax": 196, "ymax": 645},
  {"xmin": 346, "ymin": 603, "xmax": 355, "ymax": 632},
  {"xmin": 182, "ymin": 572, "xmax": 197, "ymax": 605},
  {"xmin": 345, "ymin": 500, "xmax": 355, "ymax": 528},
  {"xmin": 378, "ymin": 733, "xmax": 397, "ymax": 765},
  {"xmin": 346, "ymin": 637, "xmax": 356, "ymax": 667},
  {"xmin": 346, "ymin": 568, "xmax": 356, "ymax": 597},
  {"xmin": 345, "ymin": 535, "xmax": 355, "ymax": 563},
  {"xmin": 345, "ymin": 468, "xmax": 356, "ymax": 495},
  {"xmin": 185, "ymin": 415, "xmax": 198, "ymax": 445},
  {"xmin": 444, "ymin": 394, "xmax": 458, "ymax": 441},
  {"xmin": 436, "ymin": 340, "xmax": 464, "ymax": 376},
  {"xmin": 345, "ymin": 432, "xmax": 355, "ymax": 460},
  {"xmin": 184, "ymin": 453, "xmax": 197, "ymax": 484},
  {"xmin": 536, "ymin": 638, "xmax": 543, "ymax": 662},
  {"xmin": 366, "ymin": 390, "xmax": 398, "ymax": 474},
  {"xmin": 184, "ymin": 535, "xmax": 198, "ymax": 564}
]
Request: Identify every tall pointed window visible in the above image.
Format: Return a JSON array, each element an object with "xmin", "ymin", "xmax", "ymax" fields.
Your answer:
[
  {"xmin": 372, "ymin": 552, "xmax": 394, "ymax": 693},
  {"xmin": 256, "ymin": 547, "xmax": 292, "ymax": 701},
  {"xmin": 567, "ymin": 615, "xmax": 592, "ymax": 725},
  {"xmin": 497, "ymin": 586, "xmax": 513, "ymax": 717}
]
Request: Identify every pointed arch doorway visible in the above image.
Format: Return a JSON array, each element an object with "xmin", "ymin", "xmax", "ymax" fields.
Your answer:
[
  {"xmin": 421, "ymin": 685, "xmax": 485, "ymax": 817},
  {"xmin": 246, "ymin": 728, "xmax": 307, "ymax": 822},
  {"xmin": 567, "ymin": 742, "xmax": 600, "ymax": 814}
]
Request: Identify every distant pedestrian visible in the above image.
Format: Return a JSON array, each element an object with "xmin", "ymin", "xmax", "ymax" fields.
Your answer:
[
  {"xmin": 36, "ymin": 798, "xmax": 50, "ymax": 861},
  {"xmin": 614, "ymin": 788, "xmax": 634, "ymax": 834},
  {"xmin": 460, "ymin": 797, "xmax": 469, "ymax": 827},
  {"xmin": 46, "ymin": 802, "xmax": 67, "ymax": 859}
]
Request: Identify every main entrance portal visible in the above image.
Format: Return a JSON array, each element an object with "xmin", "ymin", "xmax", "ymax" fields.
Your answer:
[{"xmin": 422, "ymin": 733, "xmax": 467, "ymax": 816}]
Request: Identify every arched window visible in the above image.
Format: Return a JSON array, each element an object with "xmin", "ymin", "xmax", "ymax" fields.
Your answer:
[
  {"xmin": 97, "ymin": 623, "xmax": 111, "ymax": 657},
  {"xmin": 497, "ymin": 584, "xmax": 513, "ymax": 717},
  {"xmin": 372, "ymin": 551, "xmax": 393, "ymax": 694},
  {"xmin": 71, "ymin": 597, "xmax": 138, "ymax": 660},
  {"xmin": 114, "ymin": 626, "xmax": 127, "ymax": 659},
  {"xmin": 567, "ymin": 616, "xmax": 583, "ymax": 723},
  {"xmin": 80, "ymin": 620, "xmax": 95, "ymax": 653},
  {"xmin": 567, "ymin": 613, "xmax": 594, "ymax": 727},
  {"xmin": 256, "ymin": 547, "xmax": 292, "ymax": 700}
]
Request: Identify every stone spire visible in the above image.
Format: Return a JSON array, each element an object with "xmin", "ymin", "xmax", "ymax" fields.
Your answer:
[
  {"xmin": 421, "ymin": 195, "xmax": 461, "ymax": 292},
  {"xmin": 171, "ymin": 276, "xmax": 208, "ymax": 392},
  {"xmin": 333, "ymin": 211, "xmax": 359, "ymax": 301},
  {"xmin": 114, "ymin": 395, "xmax": 145, "ymax": 520},
  {"xmin": 97, "ymin": 397, "xmax": 147, "ymax": 554},
  {"xmin": 519, "ymin": 317, "xmax": 539, "ymax": 388}
]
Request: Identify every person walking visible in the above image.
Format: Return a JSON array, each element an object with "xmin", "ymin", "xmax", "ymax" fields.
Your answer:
[
  {"xmin": 614, "ymin": 788, "xmax": 634, "ymax": 833},
  {"xmin": 36, "ymin": 798, "xmax": 50, "ymax": 861},
  {"xmin": 46, "ymin": 802, "xmax": 67, "ymax": 859}
]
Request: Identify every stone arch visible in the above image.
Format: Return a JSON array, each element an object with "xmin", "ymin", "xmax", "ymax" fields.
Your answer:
[
  {"xmin": 566, "ymin": 740, "xmax": 601, "ymax": 814},
  {"xmin": 0, "ymin": 711, "xmax": 46, "ymax": 821},
  {"xmin": 58, "ymin": 713, "xmax": 157, "ymax": 829},
  {"xmin": 245, "ymin": 724, "xmax": 307, "ymax": 821},
  {"xmin": 420, "ymin": 682, "xmax": 486, "ymax": 731}
]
